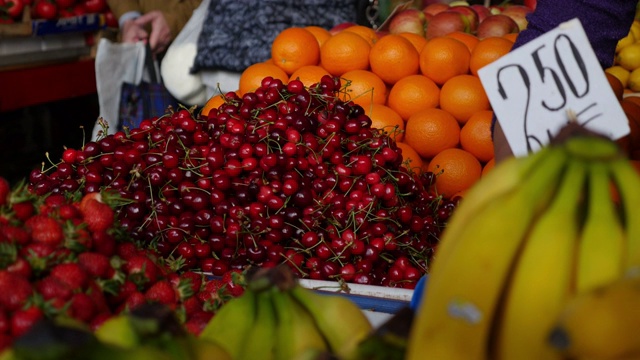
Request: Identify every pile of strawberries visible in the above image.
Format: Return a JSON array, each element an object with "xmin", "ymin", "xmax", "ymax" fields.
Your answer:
[{"xmin": 0, "ymin": 177, "xmax": 243, "ymax": 351}]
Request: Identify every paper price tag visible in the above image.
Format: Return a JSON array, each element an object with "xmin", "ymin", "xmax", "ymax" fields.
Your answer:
[{"xmin": 478, "ymin": 18, "xmax": 630, "ymax": 157}]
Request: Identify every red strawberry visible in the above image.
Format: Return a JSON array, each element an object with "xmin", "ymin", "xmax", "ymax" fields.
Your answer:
[
  {"xmin": 0, "ymin": 225, "xmax": 30, "ymax": 246},
  {"xmin": 0, "ymin": 271, "xmax": 33, "ymax": 311},
  {"xmin": 6, "ymin": 257, "xmax": 32, "ymax": 279},
  {"xmin": 180, "ymin": 271, "xmax": 204, "ymax": 294},
  {"xmin": 11, "ymin": 202, "xmax": 34, "ymax": 222},
  {"xmin": 125, "ymin": 255, "xmax": 160, "ymax": 285},
  {"xmin": 86, "ymin": 281, "xmax": 110, "ymax": 315},
  {"xmin": 144, "ymin": 280, "xmax": 176, "ymax": 307},
  {"xmin": 58, "ymin": 204, "xmax": 80, "ymax": 220},
  {"xmin": 0, "ymin": 308, "xmax": 9, "ymax": 334},
  {"xmin": 68, "ymin": 292, "xmax": 97, "ymax": 323},
  {"xmin": 181, "ymin": 296, "xmax": 203, "ymax": 318},
  {"xmin": 42, "ymin": 194, "xmax": 66, "ymax": 210},
  {"xmin": 0, "ymin": 177, "xmax": 9, "ymax": 207},
  {"xmin": 10, "ymin": 306, "xmax": 43, "ymax": 337},
  {"xmin": 122, "ymin": 291, "xmax": 146, "ymax": 312},
  {"xmin": 108, "ymin": 280, "xmax": 137, "ymax": 307},
  {"xmin": 35, "ymin": 276, "xmax": 73, "ymax": 301},
  {"xmin": 116, "ymin": 242, "xmax": 139, "ymax": 261},
  {"xmin": 25, "ymin": 215, "xmax": 64, "ymax": 246},
  {"xmin": 198, "ymin": 278, "xmax": 225, "ymax": 304},
  {"xmin": 78, "ymin": 252, "xmax": 112, "ymax": 278},
  {"xmin": 80, "ymin": 198, "xmax": 114, "ymax": 233},
  {"xmin": 184, "ymin": 311, "xmax": 213, "ymax": 336},
  {"xmin": 91, "ymin": 231, "xmax": 116, "ymax": 256},
  {"xmin": 50, "ymin": 263, "xmax": 89, "ymax": 290},
  {"xmin": 221, "ymin": 269, "xmax": 245, "ymax": 297}
]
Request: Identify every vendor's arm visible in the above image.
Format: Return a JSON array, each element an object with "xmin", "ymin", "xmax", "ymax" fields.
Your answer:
[{"xmin": 493, "ymin": 0, "xmax": 638, "ymax": 162}]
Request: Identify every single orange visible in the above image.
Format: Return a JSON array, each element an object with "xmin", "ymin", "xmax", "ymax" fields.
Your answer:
[
  {"xmin": 469, "ymin": 36, "xmax": 514, "ymax": 76},
  {"xmin": 369, "ymin": 34, "xmax": 420, "ymax": 85},
  {"xmin": 271, "ymin": 27, "xmax": 320, "ymax": 75},
  {"xmin": 305, "ymin": 25, "xmax": 332, "ymax": 47},
  {"xmin": 404, "ymin": 108, "xmax": 461, "ymax": 159},
  {"xmin": 289, "ymin": 65, "xmax": 331, "ymax": 88},
  {"xmin": 238, "ymin": 62, "xmax": 289, "ymax": 96},
  {"xmin": 344, "ymin": 25, "xmax": 380, "ymax": 46},
  {"xmin": 387, "ymin": 74, "xmax": 440, "ymax": 120},
  {"xmin": 341, "ymin": 69, "xmax": 387, "ymax": 108},
  {"xmin": 365, "ymin": 103, "xmax": 405, "ymax": 142},
  {"xmin": 396, "ymin": 142, "xmax": 424, "ymax": 173},
  {"xmin": 440, "ymin": 74, "xmax": 491, "ymax": 124},
  {"xmin": 398, "ymin": 32, "xmax": 428, "ymax": 53},
  {"xmin": 482, "ymin": 158, "xmax": 495, "ymax": 176},
  {"xmin": 445, "ymin": 31, "xmax": 480, "ymax": 53},
  {"xmin": 427, "ymin": 148, "xmax": 482, "ymax": 198},
  {"xmin": 320, "ymin": 31, "xmax": 371, "ymax": 76},
  {"xmin": 460, "ymin": 110, "xmax": 495, "ymax": 162},
  {"xmin": 201, "ymin": 93, "xmax": 226, "ymax": 117},
  {"xmin": 419, "ymin": 36, "xmax": 471, "ymax": 85}
]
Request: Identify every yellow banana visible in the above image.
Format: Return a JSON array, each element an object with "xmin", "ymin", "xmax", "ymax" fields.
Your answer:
[
  {"xmin": 549, "ymin": 274, "xmax": 640, "ymax": 359},
  {"xmin": 430, "ymin": 145, "xmax": 555, "ymax": 267},
  {"xmin": 289, "ymin": 285, "xmax": 372, "ymax": 360},
  {"xmin": 272, "ymin": 289, "xmax": 329, "ymax": 360},
  {"xmin": 576, "ymin": 161, "xmax": 625, "ymax": 293},
  {"xmin": 406, "ymin": 147, "xmax": 569, "ymax": 360},
  {"xmin": 199, "ymin": 289, "xmax": 257, "ymax": 359},
  {"xmin": 237, "ymin": 288, "xmax": 278, "ymax": 360},
  {"xmin": 186, "ymin": 336, "xmax": 232, "ymax": 360},
  {"xmin": 493, "ymin": 160, "xmax": 587, "ymax": 360},
  {"xmin": 609, "ymin": 158, "xmax": 640, "ymax": 271}
]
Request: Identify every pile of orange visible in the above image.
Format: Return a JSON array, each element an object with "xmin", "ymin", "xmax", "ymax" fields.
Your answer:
[{"xmin": 203, "ymin": 25, "xmax": 519, "ymax": 199}]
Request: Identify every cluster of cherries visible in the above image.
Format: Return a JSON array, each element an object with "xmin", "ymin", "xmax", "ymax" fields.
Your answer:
[{"xmin": 28, "ymin": 75, "xmax": 459, "ymax": 289}]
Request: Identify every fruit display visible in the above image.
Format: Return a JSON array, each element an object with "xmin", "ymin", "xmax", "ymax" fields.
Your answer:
[
  {"xmin": 406, "ymin": 123, "xmax": 640, "ymax": 359},
  {"xmin": 27, "ymin": 75, "xmax": 456, "ymax": 289},
  {"xmin": 0, "ymin": 180, "xmax": 250, "ymax": 349},
  {"xmin": 0, "ymin": 0, "xmax": 116, "ymax": 25}
]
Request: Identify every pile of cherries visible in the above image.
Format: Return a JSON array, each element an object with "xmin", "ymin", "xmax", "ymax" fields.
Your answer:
[{"xmin": 27, "ymin": 76, "xmax": 459, "ymax": 289}]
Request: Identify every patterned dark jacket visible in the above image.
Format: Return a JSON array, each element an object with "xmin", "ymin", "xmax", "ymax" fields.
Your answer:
[{"xmin": 193, "ymin": 0, "xmax": 367, "ymax": 73}]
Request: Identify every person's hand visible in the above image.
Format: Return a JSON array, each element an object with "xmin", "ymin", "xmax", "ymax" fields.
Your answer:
[
  {"xmin": 134, "ymin": 10, "xmax": 172, "ymax": 55},
  {"xmin": 121, "ymin": 18, "xmax": 149, "ymax": 45}
]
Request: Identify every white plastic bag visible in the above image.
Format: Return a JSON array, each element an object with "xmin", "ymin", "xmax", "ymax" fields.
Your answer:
[{"xmin": 92, "ymin": 38, "xmax": 147, "ymax": 140}]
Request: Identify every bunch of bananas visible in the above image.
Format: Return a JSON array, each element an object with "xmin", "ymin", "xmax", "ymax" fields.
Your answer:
[
  {"xmin": 1, "ymin": 303, "xmax": 230, "ymax": 360},
  {"xmin": 406, "ymin": 124, "xmax": 640, "ymax": 359},
  {"xmin": 199, "ymin": 266, "xmax": 373, "ymax": 360}
]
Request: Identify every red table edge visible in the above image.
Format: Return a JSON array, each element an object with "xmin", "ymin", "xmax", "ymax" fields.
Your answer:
[{"xmin": 0, "ymin": 58, "xmax": 97, "ymax": 113}]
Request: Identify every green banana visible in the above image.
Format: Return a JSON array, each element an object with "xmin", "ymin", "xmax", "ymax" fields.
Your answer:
[
  {"xmin": 576, "ymin": 161, "xmax": 625, "ymax": 293},
  {"xmin": 549, "ymin": 274, "xmax": 640, "ymax": 359},
  {"xmin": 188, "ymin": 336, "xmax": 232, "ymax": 360},
  {"xmin": 199, "ymin": 288, "xmax": 257, "ymax": 358},
  {"xmin": 493, "ymin": 160, "xmax": 587, "ymax": 360},
  {"xmin": 406, "ymin": 147, "xmax": 569, "ymax": 360},
  {"xmin": 237, "ymin": 288, "xmax": 278, "ymax": 360},
  {"xmin": 272, "ymin": 289, "xmax": 329, "ymax": 360},
  {"xmin": 609, "ymin": 158, "xmax": 640, "ymax": 271},
  {"xmin": 94, "ymin": 315, "xmax": 140, "ymax": 349},
  {"xmin": 289, "ymin": 285, "xmax": 372, "ymax": 360}
]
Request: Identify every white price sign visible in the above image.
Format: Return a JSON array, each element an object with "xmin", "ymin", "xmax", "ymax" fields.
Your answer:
[{"xmin": 478, "ymin": 18, "xmax": 630, "ymax": 157}]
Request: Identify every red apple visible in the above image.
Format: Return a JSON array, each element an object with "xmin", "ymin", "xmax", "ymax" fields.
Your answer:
[
  {"xmin": 501, "ymin": 5, "xmax": 532, "ymax": 31},
  {"xmin": 422, "ymin": 3, "xmax": 450, "ymax": 17},
  {"xmin": 470, "ymin": 4, "xmax": 492, "ymax": 23},
  {"xmin": 425, "ymin": 10, "xmax": 468, "ymax": 39},
  {"xmin": 448, "ymin": 5, "xmax": 479, "ymax": 33},
  {"xmin": 388, "ymin": 8, "xmax": 427, "ymax": 37},
  {"xmin": 329, "ymin": 22, "xmax": 356, "ymax": 35},
  {"xmin": 476, "ymin": 14, "xmax": 519, "ymax": 39}
]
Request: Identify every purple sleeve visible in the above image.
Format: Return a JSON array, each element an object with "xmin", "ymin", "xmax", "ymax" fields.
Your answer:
[{"xmin": 513, "ymin": 0, "xmax": 637, "ymax": 69}]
